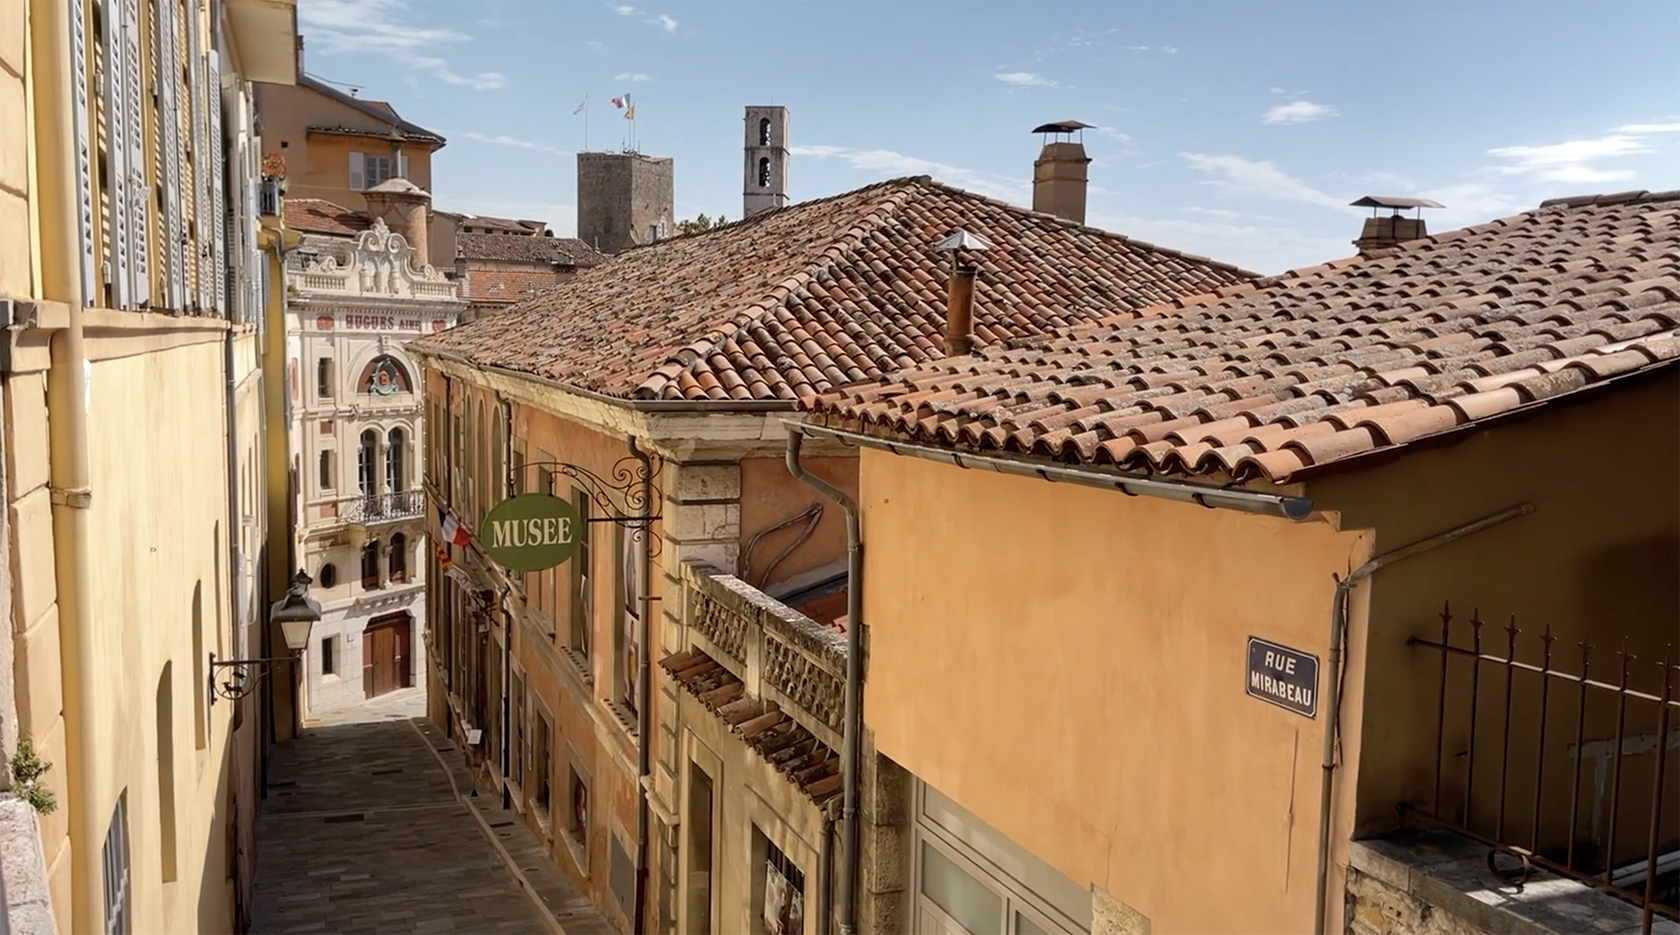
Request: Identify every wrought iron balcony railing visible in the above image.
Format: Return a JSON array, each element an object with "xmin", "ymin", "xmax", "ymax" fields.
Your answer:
[{"xmin": 343, "ymin": 490, "xmax": 425, "ymax": 525}]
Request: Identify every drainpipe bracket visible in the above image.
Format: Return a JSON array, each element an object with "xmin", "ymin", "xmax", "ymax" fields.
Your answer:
[{"xmin": 49, "ymin": 485, "xmax": 93, "ymax": 509}]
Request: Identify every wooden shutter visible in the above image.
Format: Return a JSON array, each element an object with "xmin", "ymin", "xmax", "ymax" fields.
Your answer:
[
  {"xmin": 100, "ymin": 0, "xmax": 131, "ymax": 308},
  {"xmin": 349, "ymin": 151, "xmax": 365, "ymax": 191},
  {"xmin": 208, "ymin": 50, "xmax": 226, "ymax": 316},
  {"xmin": 121, "ymin": 0, "xmax": 148, "ymax": 307},
  {"xmin": 70, "ymin": 0, "xmax": 99, "ymax": 303},
  {"xmin": 153, "ymin": 0, "xmax": 183, "ymax": 310}
]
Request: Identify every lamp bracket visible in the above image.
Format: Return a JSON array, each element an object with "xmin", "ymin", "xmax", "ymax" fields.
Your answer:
[{"xmin": 208, "ymin": 652, "xmax": 298, "ymax": 706}]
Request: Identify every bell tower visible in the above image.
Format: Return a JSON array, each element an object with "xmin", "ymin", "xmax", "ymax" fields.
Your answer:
[{"xmin": 743, "ymin": 106, "xmax": 789, "ymax": 218}]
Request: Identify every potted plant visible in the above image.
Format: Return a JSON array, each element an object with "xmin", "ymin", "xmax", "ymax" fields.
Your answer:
[{"xmin": 259, "ymin": 151, "xmax": 287, "ymax": 216}]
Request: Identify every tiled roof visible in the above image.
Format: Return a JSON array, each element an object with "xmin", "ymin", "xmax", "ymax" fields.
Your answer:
[
  {"xmin": 455, "ymin": 215, "xmax": 546, "ymax": 234},
  {"xmin": 658, "ymin": 649, "xmax": 842, "ymax": 806},
  {"xmin": 285, "ymin": 198, "xmax": 370, "ymax": 237},
  {"xmin": 410, "ymin": 176, "xmax": 1256, "ymax": 401},
  {"xmin": 805, "ymin": 190, "xmax": 1680, "ymax": 483},
  {"xmin": 299, "ymin": 75, "xmax": 445, "ymax": 143},
  {"xmin": 455, "ymin": 232, "xmax": 604, "ymax": 266},
  {"xmin": 460, "ymin": 266, "xmax": 571, "ymax": 304}
]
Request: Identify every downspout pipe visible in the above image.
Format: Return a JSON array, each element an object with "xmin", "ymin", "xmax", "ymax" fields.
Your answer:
[
  {"xmin": 497, "ymin": 394, "xmax": 513, "ymax": 811},
  {"xmin": 786, "ymin": 426, "xmax": 862, "ymax": 935},
  {"xmin": 34, "ymin": 0, "xmax": 101, "ymax": 929},
  {"xmin": 630, "ymin": 435, "xmax": 654, "ymax": 935},
  {"xmin": 1311, "ymin": 502, "xmax": 1535, "ymax": 934},
  {"xmin": 816, "ymin": 797, "xmax": 841, "ymax": 935}
]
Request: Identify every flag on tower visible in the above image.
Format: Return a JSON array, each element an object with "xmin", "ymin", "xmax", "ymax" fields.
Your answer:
[
  {"xmin": 573, "ymin": 99, "xmax": 586, "ymax": 115},
  {"xmin": 610, "ymin": 94, "xmax": 628, "ymax": 109},
  {"xmin": 624, "ymin": 104, "xmax": 636, "ymax": 120}
]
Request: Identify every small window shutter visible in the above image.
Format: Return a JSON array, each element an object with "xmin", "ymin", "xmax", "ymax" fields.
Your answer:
[
  {"xmin": 154, "ymin": 0, "xmax": 183, "ymax": 311},
  {"xmin": 122, "ymin": 0, "xmax": 149, "ymax": 307},
  {"xmin": 397, "ymin": 150, "xmax": 408, "ymax": 180},
  {"xmin": 69, "ymin": 0, "xmax": 98, "ymax": 303},
  {"xmin": 100, "ymin": 0, "xmax": 132, "ymax": 309},
  {"xmin": 349, "ymin": 151, "xmax": 365, "ymax": 191},
  {"xmin": 187, "ymin": 7, "xmax": 209, "ymax": 311}
]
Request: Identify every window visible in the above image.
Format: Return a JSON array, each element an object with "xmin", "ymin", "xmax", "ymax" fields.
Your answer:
[
  {"xmin": 386, "ymin": 428, "xmax": 406, "ymax": 492},
  {"xmin": 318, "ymin": 563, "xmax": 338, "ymax": 589},
  {"xmin": 320, "ymin": 637, "xmax": 336, "ymax": 675},
  {"xmin": 510, "ymin": 673, "xmax": 526, "ymax": 784},
  {"xmin": 102, "ymin": 790, "xmax": 131, "ymax": 935},
  {"xmin": 752, "ymin": 826, "xmax": 805, "ymax": 935},
  {"xmin": 570, "ymin": 488, "xmax": 592, "ymax": 656},
  {"xmin": 759, "ymin": 117, "xmax": 771, "ymax": 146},
  {"xmin": 317, "ymin": 358, "xmax": 333, "ymax": 399},
  {"xmin": 350, "ymin": 152, "xmax": 393, "ymax": 191},
  {"xmin": 389, "ymin": 533, "xmax": 408, "ymax": 583},
  {"xmin": 155, "ymin": 667, "xmax": 177, "ymax": 883},
  {"xmin": 616, "ymin": 524, "xmax": 641, "ymax": 713},
  {"xmin": 534, "ymin": 709, "xmax": 553, "ymax": 813},
  {"xmin": 358, "ymin": 430, "xmax": 379, "ymax": 495},
  {"xmin": 361, "ymin": 540, "xmax": 380, "ymax": 589},
  {"xmin": 318, "ymin": 450, "xmax": 334, "ymax": 491},
  {"xmin": 758, "ymin": 157, "xmax": 771, "ymax": 188},
  {"xmin": 568, "ymin": 765, "xmax": 589, "ymax": 848}
]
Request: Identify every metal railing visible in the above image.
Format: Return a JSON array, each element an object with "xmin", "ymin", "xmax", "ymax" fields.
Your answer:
[
  {"xmin": 341, "ymin": 490, "xmax": 425, "ymax": 524},
  {"xmin": 1407, "ymin": 604, "xmax": 1679, "ymax": 932}
]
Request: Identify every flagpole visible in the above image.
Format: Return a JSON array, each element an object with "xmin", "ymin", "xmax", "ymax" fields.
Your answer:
[{"xmin": 584, "ymin": 96, "xmax": 590, "ymax": 153}]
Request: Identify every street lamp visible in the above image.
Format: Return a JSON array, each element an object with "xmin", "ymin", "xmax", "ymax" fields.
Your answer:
[{"xmin": 208, "ymin": 569, "xmax": 322, "ymax": 705}]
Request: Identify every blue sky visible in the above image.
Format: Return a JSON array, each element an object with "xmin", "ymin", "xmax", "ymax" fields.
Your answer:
[{"xmin": 297, "ymin": 0, "xmax": 1679, "ymax": 274}]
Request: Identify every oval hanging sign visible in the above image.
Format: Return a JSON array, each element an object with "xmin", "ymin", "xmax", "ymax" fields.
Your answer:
[{"xmin": 480, "ymin": 493, "xmax": 584, "ymax": 571}]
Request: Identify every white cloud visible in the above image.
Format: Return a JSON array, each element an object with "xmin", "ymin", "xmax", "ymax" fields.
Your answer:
[
  {"xmin": 1086, "ymin": 208, "xmax": 1351, "ymax": 276},
  {"xmin": 456, "ymin": 131, "xmax": 569, "ymax": 156},
  {"xmin": 790, "ymin": 144, "xmax": 1027, "ymax": 203},
  {"xmin": 995, "ymin": 71, "xmax": 1060, "ymax": 88},
  {"xmin": 299, "ymin": 0, "xmax": 506, "ymax": 90},
  {"xmin": 588, "ymin": 40, "xmax": 604, "ymax": 51},
  {"xmin": 615, "ymin": 72, "xmax": 653, "ymax": 82},
  {"xmin": 1094, "ymin": 127, "xmax": 1131, "ymax": 142},
  {"xmin": 1180, "ymin": 152, "xmax": 1351, "ymax": 211},
  {"xmin": 1263, "ymin": 100, "xmax": 1337, "ymax": 125},
  {"xmin": 1616, "ymin": 121, "xmax": 1680, "ymax": 134},
  {"xmin": 1124, "ymin": 45, "xmax": 1151, "ymax": 51},
  {"xmin": 1184, "ymin": 207, "xmax": 1240, "ymax": 219},
  {"xmin": 1488, "ymin": 135, "xmax": 1650, "ymax": 184},
  {"xmin": 608, "ymin": 4, "xmax": 677, "ymax": 31},
  {"xmin": 1161, "ymin": 46, "xmax": 1178, "ymax": 54}
]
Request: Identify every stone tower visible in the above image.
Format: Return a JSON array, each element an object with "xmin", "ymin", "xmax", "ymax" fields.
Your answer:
[
  {"xmin": 576, "ymin": 151, "xmax": 675, "ymax": 255},
  {"xmin": 743, "ymin": 106, "xmax": 789, "ymax": 218}
]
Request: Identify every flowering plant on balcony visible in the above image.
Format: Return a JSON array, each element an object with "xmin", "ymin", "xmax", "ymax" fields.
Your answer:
[{"xmin": 260, "ymin": 151, "xmax": 287, "ymax": 180}]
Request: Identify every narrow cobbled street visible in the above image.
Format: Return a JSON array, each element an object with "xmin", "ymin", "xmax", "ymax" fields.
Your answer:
[{"xmin": 251, "ymin": 690, "xmax": 615, "ymax": 935}]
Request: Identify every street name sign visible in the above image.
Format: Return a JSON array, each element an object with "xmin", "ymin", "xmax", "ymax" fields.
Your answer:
[{"xmin": 1245, "ymin": 636, "xmax": 1320, "ymax": 719}]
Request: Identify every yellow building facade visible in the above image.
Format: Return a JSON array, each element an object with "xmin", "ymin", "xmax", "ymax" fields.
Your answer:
[{"xmin": 1, "ymin": 1, "xmax": 297, "ymax": 932}]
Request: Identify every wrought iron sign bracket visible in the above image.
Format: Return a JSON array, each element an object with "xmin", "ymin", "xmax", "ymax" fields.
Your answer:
[
  {"xmin": 207, "ymin": 652, "xmax": 297, "ymax": 706},
  {"xmin": 512, "ymin": 449, "xmax": 665, "ymax": 557}
]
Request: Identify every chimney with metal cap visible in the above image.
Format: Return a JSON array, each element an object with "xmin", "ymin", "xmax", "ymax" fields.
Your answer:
[
  {"xmin": 1031, "ymin": 120, "xmax": 1095, "ymax": 224},
  {"xmin": 937, "ymin": 230, "xmax": 992, "ymax": 357},
  {"xmin": 1351, "ymin": 196, "xmax": 1444, "ymax": 257}
]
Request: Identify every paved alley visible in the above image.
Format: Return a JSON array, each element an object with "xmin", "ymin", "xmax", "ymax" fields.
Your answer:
[{"xmin": 251, "ymin": 689, "xmax": 616, "ymax": 935}]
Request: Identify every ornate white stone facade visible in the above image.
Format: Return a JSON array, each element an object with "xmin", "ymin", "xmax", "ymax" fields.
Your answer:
[{"xmin": 285, "ymin": 218, "xmax": 464, "ymax": 714}]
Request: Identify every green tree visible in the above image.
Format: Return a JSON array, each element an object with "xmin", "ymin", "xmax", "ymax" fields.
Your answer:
[{"xmin": 676, "ymin": 212, "xmax": 728, "ymax": 235}]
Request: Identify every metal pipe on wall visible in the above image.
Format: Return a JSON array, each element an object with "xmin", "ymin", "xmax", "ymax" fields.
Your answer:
[
  {"xmin": 1311, "ymin": 502, "xmax": 1535, "ymax": 934},
  {"xmin": 33, "ymin": 0, "xmax": 102, "ymax": 928},
  {"xmin": 816, "ymin": 797, "xmax": 840, "ymax": 935},
  {"xmin": 497, "ymin": 394, "xmax": 514, "ymax": 810},
  {"xmin": 785, "ymin": 427, "xmax": 863, "ymax": 935},
  {"xmin": 630, "ymin": 435, "xmax": 654, "ymax": 935}
]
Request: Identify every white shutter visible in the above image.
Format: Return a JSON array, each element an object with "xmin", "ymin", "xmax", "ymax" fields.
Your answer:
[
  {"xmin": 69, "ymin": 0, "xmax": 98, "ymax": 303},
  {"xmin": 122, "ymin": 0, "xmax": 148, "ymax": 307},
  {"xmin": 154, "ymin": 0, "xmax": 183, "ymax": 310},
  {"xmin": 186, "ymin": 3, "xmax": 208, "ymax": 311},
  {"xmin": 397, "ymin": 150, "xmax": 408, "ymax": 180},
  {"xmin": 100, "ymin": 0, "xmax": 131, "ymax": 308},
  {"xmin": 349, "ymin": 151, "xmax": 365, "ymax": 191},
  {"xmin": 208, "ymin": 51, "xmax": 226, "ymax": 317}
]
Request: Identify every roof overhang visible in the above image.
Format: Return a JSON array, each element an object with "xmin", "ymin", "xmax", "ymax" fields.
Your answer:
[{"xmin": 222, "ymin": 0, "xmax": 298, "ymax": 85}]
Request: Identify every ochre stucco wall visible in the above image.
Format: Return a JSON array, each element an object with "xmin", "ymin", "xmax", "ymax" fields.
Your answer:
[
  {"xmin": 737, "ymin": 455, "xmax": 855, "ymax": 592},
  {"xmin": 1311, "ymin": 369, "xmax": 1680, "ymax": 852},
  {"xmin": 252, "ymin": 81, "xmax": 437, "ymax": 213},
  {"xmin": 860, "ymin": 450, "xmax": 1364, "ymax": 933}
]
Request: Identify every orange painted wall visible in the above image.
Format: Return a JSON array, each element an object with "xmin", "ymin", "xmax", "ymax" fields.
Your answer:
[
  {"xmin": 253, "ymin": 82, "xmax": 438, "ymax": 213},
  {"xmin": 738, "ymin": 455, "xmax": 856, "ymax": 592},
  {"xmin": 859, "ymin": 450, "xmax": 1363, "ymax": 933}
]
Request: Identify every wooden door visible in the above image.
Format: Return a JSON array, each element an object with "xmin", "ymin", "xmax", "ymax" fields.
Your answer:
[
  {"xmin": 394, "ymin": 619, "xmax": 412, "ymax": 689},
  {"xmin": 365, "ymin": 625, "xmax": 395, "ymax": 698}
]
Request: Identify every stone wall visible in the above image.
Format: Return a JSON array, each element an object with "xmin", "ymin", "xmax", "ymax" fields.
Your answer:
[
  {"xmin": 575, "ymin": 152, "xmax": 675, "ymax": 256},
  {"xmin": 1346, "ymin": 831, "xmax": 1677, "ymax": 935}
]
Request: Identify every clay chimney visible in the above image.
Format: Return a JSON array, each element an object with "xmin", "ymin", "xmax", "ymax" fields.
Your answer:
[
  {"xmin": 936, "ymin": 230, "xmax": 992, "ymax": 357},
  {"xmin": 296, "ymin": 35, "xmax": 305, "ymax": 74},
  {"xmin": 1031, "ymin": 120, "xmax": 1094, "ymax": 224},
  {"xmin": 1351, "ymin": 196, "xmax": 1443, "ymax": 257},
  {"xmin": 362, "ymin": 178, "xmax": 431, "ymax": 265}
]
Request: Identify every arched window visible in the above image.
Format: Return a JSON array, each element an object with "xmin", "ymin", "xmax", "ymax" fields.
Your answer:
[
  {"xmin": 358, "ymin": 355, "xmax": 414, "ymax": 396},
  {"xmin": 757, "ymin": 157, "xmax": 770, "ymax": 188},
  {"xmin": 358, "ymin": 429, "xmax": 379, "ymax": 495},
  {"xmin": 361, "ymin": 539, "xmax": 380, "ymax": 589},
  {"xmin": 386, "ymin": 428, "xmax": 406, "ymax": 492},
  {"xmin": 389, "ymin": 533, "xmax": 408, "ymax": 583},
  {"xmin": 758, "ymin": 117, "xmax": 771, "ymax": 146}
]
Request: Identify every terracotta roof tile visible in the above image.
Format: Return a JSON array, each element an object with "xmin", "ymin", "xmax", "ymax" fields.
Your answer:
[
  {"xmin": 455, "ymin": 233, "xmax": 604, "ymax": 266},
  {"xmin": 284, "ymin": 198, "xmax": 369, "ymax": 237},
  {"xmin": 806, "ymin": 190, "xmax": 1680, "ymax": 483},
  {"xmin": 411, "ymin": 176, "xmax": 1257, "ymax": 401},
  {"xmin": 658, "ymin": 648, "xmax": 841, "ymax": 805}
]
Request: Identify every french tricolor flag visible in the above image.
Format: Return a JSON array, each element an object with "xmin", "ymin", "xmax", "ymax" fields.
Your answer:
[{"xmin": 438, "ymin": 508, "xmax": 472, "ymax": 547}]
